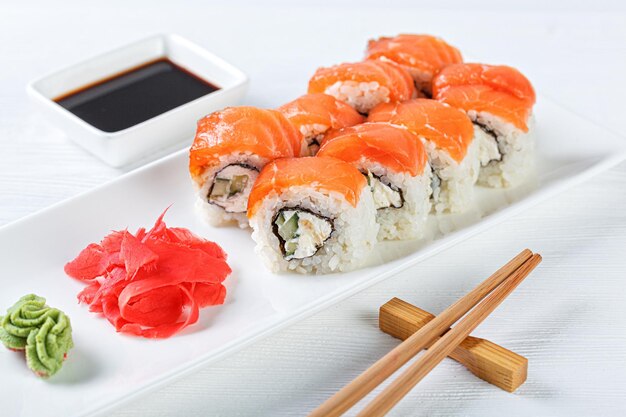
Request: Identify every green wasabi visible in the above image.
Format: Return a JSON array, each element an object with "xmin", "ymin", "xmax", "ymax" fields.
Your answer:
[{"xmin": 0, "ymin": 294, "xmax": 73, "ymax": 378}]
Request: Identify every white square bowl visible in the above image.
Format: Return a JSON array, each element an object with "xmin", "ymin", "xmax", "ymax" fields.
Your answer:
[{"xmin": 27, "ymin": 34, "xmax": 249, "ymax": 167}]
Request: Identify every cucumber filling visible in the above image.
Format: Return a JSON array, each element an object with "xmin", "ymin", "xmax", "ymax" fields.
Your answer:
[
  {"xmin": 208, "ymin": 164, "xmax": 259, "ymax": 213},
  {"xmin": 366, "ymin": 172, "xmax": 403, "ymax": 210},
  {"xmin": 273, "ymin": 209, "xmax": 333, "ymax": 260}
]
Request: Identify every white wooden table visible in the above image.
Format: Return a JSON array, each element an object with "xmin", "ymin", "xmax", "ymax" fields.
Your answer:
[{"xmin": 1, "ymin": 2, "xmax": 626, "ymax": 416}]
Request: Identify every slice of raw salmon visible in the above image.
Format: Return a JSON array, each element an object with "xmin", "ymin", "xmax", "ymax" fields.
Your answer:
[
  {"xmin": 366, "ymin": 34, "xmax": 463, "ymax": 95},
  {"xmin": 278, "ymin": 93, "xmax": 365, "ymax": 133},
  {"xmin": 432, "ymin": 63, "xmax": 535, "ymax": 131},
  {"xmin": 317, "ymin": 122, "xmax": 427, "ymax": 177},
  {"xmin": 308, "ymin": 60, "xmax": 416, "ymax": 110},
  {"xmin": 247, "ymin": 157, "xmax": 367, "ymax": 218},
  {"xmin": 436, "ymin": 85, "xmax": 533, "ymax": 132},
  {"xmin": 189, "ymin": 106, "xmax": 304, "ymax": 180},
  {"xmin": 433, "ymin": 63, "xmax": 535, "ymax": 104},
  {"xmin": 368, "ymin": 99, "xmax": 474, "ymax": 162}
]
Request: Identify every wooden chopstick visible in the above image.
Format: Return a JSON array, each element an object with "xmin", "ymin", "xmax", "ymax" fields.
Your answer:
[
  {"xmin": 307, "ymin": 249, "xmax": 533, "ymax": 417},
  {"xmin": 357, "ymin": 253, "xmax": 542, "ymax": 417}
]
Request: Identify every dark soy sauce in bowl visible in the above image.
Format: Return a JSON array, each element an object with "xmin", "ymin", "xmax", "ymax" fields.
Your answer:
[{"xmin": 55, "ymin": 59, "xmax": 219, "ymax": 133}]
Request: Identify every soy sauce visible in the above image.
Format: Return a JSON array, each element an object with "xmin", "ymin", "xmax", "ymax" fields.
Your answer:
[{"xmin": 54, "ymin": 58, "xmax": 219, "ymax": 133}]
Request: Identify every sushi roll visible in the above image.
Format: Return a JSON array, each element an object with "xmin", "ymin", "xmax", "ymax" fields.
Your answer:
[
  {"xmin": 277, "ymin": 93, "xmax": 365, "ymax": 155},
  {"xmin": 433, "ymin": 63, "xmax": 536, "ymax": 188},
  {"xmin": 189, "ymin": 106, "xmax": 304, "ymax": 228},
  {"xmin": 365, "ymin": 34, "xmax": 463, "ymax": 97},
  {"xmin": 317, "ymin": 123, "xmax": 431, "ymax": 241},
  {"xmin": 307, "ymin": 60, "xmax": 415, "ymax": 114},
  {"xmin": 368, "ymin": 99, "xmax": 479, "ymax": 214},
  {"xmin": 247, "ymin": 157, "xmax": 378, "ymax": 274}
]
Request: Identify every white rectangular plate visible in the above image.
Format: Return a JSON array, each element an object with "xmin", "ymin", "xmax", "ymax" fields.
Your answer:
[{"xmin": 1, "ymin": 98, "xmax": 625, "ymax": 417}]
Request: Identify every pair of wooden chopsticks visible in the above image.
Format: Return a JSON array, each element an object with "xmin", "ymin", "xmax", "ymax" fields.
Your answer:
[{"xmin": 309, "ymin": 249, "xmax": 541, "ymax": 417}]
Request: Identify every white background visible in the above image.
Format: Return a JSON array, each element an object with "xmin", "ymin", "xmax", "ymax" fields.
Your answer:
[{"xmin": 1, "ymin": 1, "xmax": 626, "ymax": 416}]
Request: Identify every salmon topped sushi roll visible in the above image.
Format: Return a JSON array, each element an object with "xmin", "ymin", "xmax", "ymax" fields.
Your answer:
[
  {"xmin": 190, "ymin": 106, "xmax": 304, "ymax": 228},
  {"xmin": 277, "ymin": 93, "xmax": 365, "ymax": 155},
  {"xmin": 368, "ymin": 99, "xmax": 480, "ymax": 213},
  {"xmin": 433, "ymin": 63, "xmax": 536, "ymax": 187},
  {"xmin": 317, "ymin": 123, "xmax": 431, "ymax": 241},
  {"xmin": 308, "ymin": 60, "xmax": 415, "ymax": 114},
  {"xmin": 366, "ymin": 34, "xmax": 463, "ymax": 97},
  {"xmin": 248, "ymin": 157, "xmax": 378, "ymax": 274}
]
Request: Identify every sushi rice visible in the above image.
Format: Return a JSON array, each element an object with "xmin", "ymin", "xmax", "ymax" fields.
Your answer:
[
  {"xmin": 365, "ymin": 163, "xmax": 431, "ymax": 240},
  {"xmin": 250, "ymin": 185, "xmax": 378, "ymax": 274},
  {"xmin": 324, "ymin": 81, "xmax": 390, "ymax": 115},
  {"xmin": 469, "ymin": 110, "xmax": 536, "ymax": 188},
  {"xmin": 316, "ymin": 122, "xmax": 432, "ymax": 241},
  {"xmin": 426, "ymin": 137, "xmax": 480, "ymax": 214}
]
